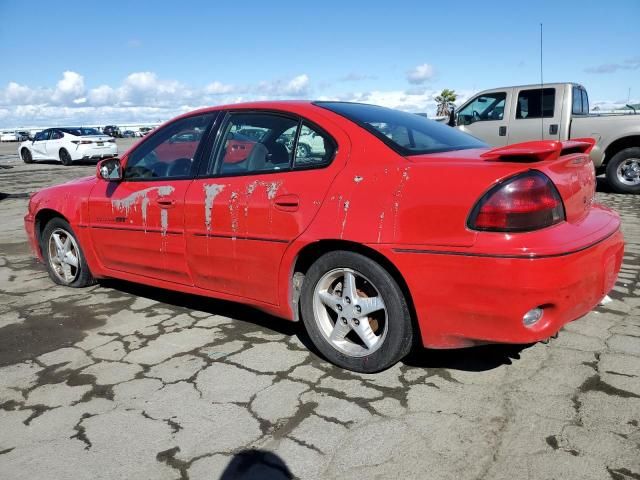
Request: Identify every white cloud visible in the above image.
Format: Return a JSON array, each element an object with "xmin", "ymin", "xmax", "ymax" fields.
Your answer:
[
  {"xmin": 406, "ymin": 63, "xmax": 435, "ymax": 84},
  {"xmin": 52, "ymin": 71, "xmax": 85, "ymax": 103},
  {"xmin": 204, "ymin": 81, "xmax": 236, "ymax": 95},
  {"xmin": 258, "ymin": 74, "xmax": 310, "ymax": 97}
]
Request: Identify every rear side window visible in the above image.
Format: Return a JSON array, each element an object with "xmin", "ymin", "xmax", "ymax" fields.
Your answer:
[
  {"xmin": 316, "ymin": 102, "xmax": 485, "ymax": 155},
  {"xmin": 209, "ymin": 113, "xmax": 299, "ymax": 175},
  {"xmin": 516, "ymin": 88, "xmax": 555, "ymax": 119},
  {"xmin": 293, "ymin": 123, "xmax": 336, "ymax": 169},
  {"xmin": 51, "ymin": 130, "xmax": 64, "ymax": 140},
  {"xmin": 581, "ymin": 89, "xmax": 589, "ymax": 114}
]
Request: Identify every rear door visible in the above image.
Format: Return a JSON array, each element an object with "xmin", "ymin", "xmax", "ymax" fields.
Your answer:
[
  {"xmin": 184, "ymin": 111, "xmax": 347, "ymax": 304},
  {"xmin": 45, "ymin": 129, "xmax": 65, "ymax": 159},
  {"xmin": 88, "ymin": 112, "xmax": 216, "ymax": 284},
  {"xmin": 456, "ymin": 89, "xmax": 511, "ymax": 146},
  {"xmin": 507, "ymin": 87, "xmax": 564, "ymax": 143}
]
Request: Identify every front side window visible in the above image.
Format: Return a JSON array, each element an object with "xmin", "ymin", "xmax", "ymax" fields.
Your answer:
[
  {"xmin": 34, "ymin": 130, "xmax": 50, "ymax": 142},
  {"xmin": 124, "ymin": 113, "xmax": 214, "ymax": 180},
  {"xmin": 457, "ymin": 92, "xmax": 507, "ymax": 125},
  {"xmin": 317, "ymin": 102, "xmax": 485, "ymax": 155},
  {"xmin": 516, "ymin": 88, "xmax": 556, "ymax": 119},
  {"xmin": 209, "ymin": 113, "xmax": 299, "ymax": 175}
]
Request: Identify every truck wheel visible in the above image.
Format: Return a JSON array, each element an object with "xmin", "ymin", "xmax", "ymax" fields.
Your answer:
[
  {"xmin": 606, "ymin": 147, "xmax": 640, "ymax": 194},
  {"xmin": 59, "ymin": 149, "xmax": 73, "ymax": 166},
  {"xmin": 300, "ymin": 251, "xmax": 413, "ymax": 373}
]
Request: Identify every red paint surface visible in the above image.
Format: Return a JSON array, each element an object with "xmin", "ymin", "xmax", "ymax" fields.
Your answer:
[{"xmin": 24, "ymin": 101, "xmax": 624, "ymax": 348}]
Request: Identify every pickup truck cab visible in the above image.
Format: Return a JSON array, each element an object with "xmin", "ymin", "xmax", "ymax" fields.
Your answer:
[{"xmin": 451, "ymin": 83, "xmax": 640, "ymax": 193}]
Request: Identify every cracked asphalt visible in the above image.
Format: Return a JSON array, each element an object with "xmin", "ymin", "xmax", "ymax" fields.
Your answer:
[{"xmin": 1, "ymin": 140, "xmax": 639, "ymax": 479}]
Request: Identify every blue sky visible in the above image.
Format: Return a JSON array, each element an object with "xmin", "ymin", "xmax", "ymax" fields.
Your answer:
[{"xmin": 0, "ymin": 0, "xmax": 638, "ymax": 127}]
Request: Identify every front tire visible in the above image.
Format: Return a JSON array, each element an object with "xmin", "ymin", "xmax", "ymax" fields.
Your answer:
[
  {"xmin": 41, "ymin": 218, "xmax": 95, "ymax": 287},
  {"xmin": 300, "ymin": 251, "xmax": 413, "ymax": 373},
  {"xmin": 21, "ymin": 148, "xmax": 33, "ymax": 164},
  {"xmin": 59, "ymin": 149, "xmax": 73, "ymax": 166},
  {"xmin": 605, "ymin": 147, "xmax": 640, "ymax": 194}
]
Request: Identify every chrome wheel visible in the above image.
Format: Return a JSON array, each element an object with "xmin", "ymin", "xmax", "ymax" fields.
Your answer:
[
  {"xmin": 312, "ymin": 268, "xmax": 387, "ymax": 357},
  {"xmin": 616, "ymin": 158, "xmax": 640, "ymax": 186},
  {"xmin": 47, "ymin": 228, "xmax": 80, "ymax": 283}
]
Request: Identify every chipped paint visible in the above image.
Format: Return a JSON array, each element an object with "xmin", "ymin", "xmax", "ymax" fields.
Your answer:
[
  {"xmin": 392, "ymin": 167, "xmax": 411, "ymax": 239},
  {"xmin": 340, "ymin": 200, "xmax": 351, "ymax": 239},
  {"xmin": 160, "ymin": 210, "xmax": 169, "ymax": 237},
  {"xmin": 111, "ymin": 186, "xmax": 175, "ymax": 233},
  {"xmin": 377, "ymin": 211, "xmax": 385, "ymax": 243},
  {"xmin": 203, "ymin": 184, "xmax": 226, "ymax": 231},
  {"xmin": 229, "ymin": 191, "xmax": 240, "ymax": 235},
  {"xmin": 354, "ymin": 175, "xmax": 364, "ymax": 183}
]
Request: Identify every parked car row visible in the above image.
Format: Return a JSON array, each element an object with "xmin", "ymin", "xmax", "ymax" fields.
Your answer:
[{"xmin": 1, "ymin": 130, "xmax": 30, "ymax": 142}]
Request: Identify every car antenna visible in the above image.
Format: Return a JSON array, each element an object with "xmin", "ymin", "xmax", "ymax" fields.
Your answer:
[{"xmin": 540, "ymin": 22, "xmax": 544, "ymax": 141}]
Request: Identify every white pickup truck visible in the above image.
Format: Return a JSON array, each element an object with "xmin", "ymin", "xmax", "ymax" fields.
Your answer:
[{"xmin": 448, "ymin": 83, "xmax": 640, "ymax": 193}]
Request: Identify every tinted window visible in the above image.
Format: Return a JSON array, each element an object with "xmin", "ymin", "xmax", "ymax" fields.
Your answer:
[
  {"xmin": 572, "ymin": 87, "xmax": 583, "ymax": 115},
  {"xmin": 125, "ymin": 114, "xmax": 214, "ymax": 180},
  {"xmin": 209, "ymin": 113, "xmax": 299, "ymax": 175},
  {"xmin": 50, "ymin": 130, "xmax": 64, "ymax": 140},
  {"xmin": 457, "ymin": 92, "xmax": 507, "ymax": 125},
  {"xmin": 581, "ymin": 89, "xmax": 589, "ymax": 114},
  {"xmin": 294, "ymin": 123, "xmax": 336, "ymax": 168},
  {"xmin": 517, "ymin": 88, "xmax": 555, "ymax": 119},
  {"xmin": 60, "ymin": 127, "xmax": 102, "ymax": 136},
  {"xmin": 34, "ymin": 130, "xmax": 50, "ymax": 141},
  {"xmin": 317, "ymin": 102, "xmax": 485, "ymax": 155}
]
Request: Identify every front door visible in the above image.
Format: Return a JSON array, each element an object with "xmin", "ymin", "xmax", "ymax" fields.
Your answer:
[
  {"xmin": 185, "ymin": 111, "xmax": 346, "ymax": 304},
  {"xmin": 30, "ymin": 129, "xmax": 50, "ymax": 159},
  {"xmin": 88, "ymin": 113, "xmax": 216, "ymax": 285},
  {"xmin": 45, "ymin": 129, "xmax": 64, "ymax": 160},
  {"xmin": 456, "ymin": 90, "xmax": 510, "ymax": 146}
]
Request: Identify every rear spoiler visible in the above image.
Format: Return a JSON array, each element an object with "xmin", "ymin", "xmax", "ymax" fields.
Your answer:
[{"xmin": 481, "ymin": 138, "xmax": 596, "ymax": 162}]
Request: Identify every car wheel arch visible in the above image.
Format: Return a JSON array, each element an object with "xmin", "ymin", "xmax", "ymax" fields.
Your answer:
[
  {"xmin": 603, "ymin": 135, "xmax": 640, "ymax": 166},
  {"xmin": 289, "ymin": 239, "xmax": 419, "ymax": 341},
  {"xmin": 35, "ymin": 209, "xmax": 70, "ymax": 254}
]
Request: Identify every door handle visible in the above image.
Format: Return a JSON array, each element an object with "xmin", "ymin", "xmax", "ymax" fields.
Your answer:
[
  {"xmin": 549, "ymin": 124, "xmax": 559, "ymax": 135},
  {"xmin": 274, "ymin": 194, "xmax": 299, "ymax": 212},
  {"xmin": 156, "ymin": 198, "xmax": 176, "ymax": 208},
  {"xmin": 498, "ymin": 126, "xmax": 507, "ymax": 136}
]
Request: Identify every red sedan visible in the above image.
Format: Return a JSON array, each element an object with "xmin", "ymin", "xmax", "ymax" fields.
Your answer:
[{"xmin": 24, "ymin": 101, "xmax": 624, "ymax": 372}]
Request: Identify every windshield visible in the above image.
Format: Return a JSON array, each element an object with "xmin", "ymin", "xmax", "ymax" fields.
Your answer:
[
  {"xmin": 316, "ymin": 102, "xmax": 486, "ymax": 155},
  {"xmin": 60, "ymin": 127, "xmax": 102, "ymax": 136}
]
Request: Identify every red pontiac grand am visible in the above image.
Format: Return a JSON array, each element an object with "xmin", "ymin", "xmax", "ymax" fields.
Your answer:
[{"xmin": 24, "ymin": 101, "xmax": 624, "ymax": 372}]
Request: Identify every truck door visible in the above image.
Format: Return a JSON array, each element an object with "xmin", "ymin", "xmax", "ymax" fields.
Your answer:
[
  {"xmin": 456, "ymin": 90, "xmax": 510, "ymax": 146},
  {"xmin": 507, "ymin": 87, "xmax": 563, "ymax": 144}
]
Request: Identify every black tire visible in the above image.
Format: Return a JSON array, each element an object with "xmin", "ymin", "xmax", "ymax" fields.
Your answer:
[
  {"xmin": 21, "ymin": 148, "xmax": 33, "ymax": 164},
  {"xmin": 59, "ymin": 149, "xmax": 73, "ymax": 166},
  {"xmin": 605, "ymin": 147, "xmax": 640, "ymax": 194},
  {"xmin": 41, "ymin": 218, "xmax": 95, "ymax": 287},
  {"xmin": 296, "ymin": 143, "xmax": 311, "ymax": 159},
  {"xmin": 300, "ymin": 251, "xmax": 413, "ymax": 373}
]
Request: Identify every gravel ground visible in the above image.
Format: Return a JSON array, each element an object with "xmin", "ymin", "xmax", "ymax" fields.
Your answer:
[{"xmin": 0, "ymin": 142, "xmax": 639, "ymax": 479}]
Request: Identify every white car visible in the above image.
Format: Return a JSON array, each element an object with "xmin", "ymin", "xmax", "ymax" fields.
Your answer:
[
  {"xmin": 19, "ymin": 127, "xmax": 117, "ymax": 166},
  {"xmin": 1, "ymin": 131, "xmax": 20, "ymax": 142}
]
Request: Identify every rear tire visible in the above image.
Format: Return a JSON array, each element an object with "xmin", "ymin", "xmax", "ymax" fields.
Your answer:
[
  {"xmin": 41, "ymin": 218, "xmax": 95, "ymax": 287},
  {"xmin": 605, "ymin": 147, "xmax": 640, "ymax": 194},
  {"xmin": 59, "ymin": 149, "xmax": 73, "ymax": 166},
  {"xmin": 300, "ymin": 251, "xmax": 413, "ymax": 373},
  {"xmin": 21, "ymin": 148, "xmax": 33, "ymax": 164}
]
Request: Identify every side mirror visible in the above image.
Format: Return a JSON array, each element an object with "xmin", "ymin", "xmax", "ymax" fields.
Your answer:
[
  {"xmin": 97, "ymin": 157, "xmax": 123, "ymax": 181},
  {"xmin": 448, "ymin": 107, "xmax": 457, "ymax": 127}
]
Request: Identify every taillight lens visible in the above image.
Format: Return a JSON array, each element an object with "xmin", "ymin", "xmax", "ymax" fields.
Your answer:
[
  {"xmin": 468, "ymin": 171, "xmax": 565, "ymax": 232},
  {"xmin": 71, "ymin": 140, "xmax": 93, "ymax": 145}
]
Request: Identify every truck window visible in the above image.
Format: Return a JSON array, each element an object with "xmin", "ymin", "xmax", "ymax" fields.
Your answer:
[
  {"xmin": 581, "ymin": 89, "xmax": 589, "ymax": 114},
  {"xmin": 456, "ymin": 92, "xmax": 506, "ymax": 126},
  {"xmin": 516, "ymin": 88, "xmax": 555, "ymax": 119}
]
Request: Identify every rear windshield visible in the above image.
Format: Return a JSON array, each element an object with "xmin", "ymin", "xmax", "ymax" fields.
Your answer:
[
  {"xmin": 316, "ymin": 101, "xmax": 486, "ymax": 155},
  {"xmin": 60, "ymin": 128, "xmax": 102, "ymax": 136}
]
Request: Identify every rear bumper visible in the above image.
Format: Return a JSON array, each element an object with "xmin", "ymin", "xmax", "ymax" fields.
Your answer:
[
  {"xmin": 381, "ymin": 228, "xmax": 624, "ymax": 348},
  {"xmin": 72, "ymin": 144, "xmax": 118, "ymax": 161}
]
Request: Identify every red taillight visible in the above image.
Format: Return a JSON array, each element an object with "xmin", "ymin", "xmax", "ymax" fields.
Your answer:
[
  {"xmin": 468, "ymin": 171, "xmax": 565, "ymax": 232},
  {"xmin": 71, "ymin": 140, "xmax": 93, "ymax": 145}
]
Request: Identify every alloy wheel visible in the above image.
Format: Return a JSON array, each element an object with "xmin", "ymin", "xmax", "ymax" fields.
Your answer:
[
  {"xmin": 47, "ymin": 228, "xmax": 80, "ymax": 283},
  {"xmin": 312, "ymin": 268, "xmax": 388, "ymax": 357}
]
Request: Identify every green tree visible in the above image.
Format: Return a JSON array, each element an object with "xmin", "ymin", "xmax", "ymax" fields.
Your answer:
[{"xmin": 435, "ymin": 89, "xmax": 458, "ymax": 116}]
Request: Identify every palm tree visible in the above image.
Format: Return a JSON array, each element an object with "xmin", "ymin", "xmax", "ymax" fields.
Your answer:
[{"xmin": 435, "ymin": 89, "xmax": 458, "ymax": 116}]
